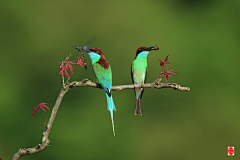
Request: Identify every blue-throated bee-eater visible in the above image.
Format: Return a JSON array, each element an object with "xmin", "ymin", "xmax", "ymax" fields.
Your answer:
[{"xmin": 131, "ymin": 46, "xmax": 159, "ymax": 116}]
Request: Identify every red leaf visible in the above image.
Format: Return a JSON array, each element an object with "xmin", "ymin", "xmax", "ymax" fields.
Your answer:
[
  {"xmin": 32, "ymin": 108, "xmax": 38, "ymax": 118},
  {"xmin": 158, "ymin": 72, "xmax": 164, "ymax": 77},
  {"xmin": 32, "ymin": 111, "xmax": 36, "ymax": 118},
  {"xmin": 165, "ymin": 55, "xmax": 169, "ymax": 62},
  {"xmin": 67, "ymin": 64, "xmax": 74, "ymax": 72},
  {"xmin": 32, "ymin": 102, "xmax": 50, "ymax": 123},
  {"xmin": 159, "ymin": 55, "xmax": 169, "ymax": 68},
  {"xmin": 65, "ymin": 64, "xmax": 69, "ymax": 69},
  {"xmin": 165, "ymin": 75, "xmax": 168, "ymax": 83},
  {"xmin": 38, "ymin": 102, "xmax": 47, "ymax": 106},
  {"xmin": 40, "ymin": 106, "xmax": 46, "ymax": 112},
  {"xmin": 160, "ymin": 60, "xmax": 164, "ymax": 66},
  {"xmin": 68, "ymin": 61, "xmax": 75, "ymax": 64},
  {"xmin": 64, "ymin": 69, "xmax": 69, "ymax": 77},
  {"xmin": 41, "ymin": 105, "xmax": 50, "ymax": 110},
  {"xmin": 158, "ymin": 69, "xmax": 177, "ymax": 83},
  {"xmin": 77, "ymin": 57, "xmax": 85, "ymax": 67},
  {"xmin": 59, "ymin": 67, "xmax": 65, "ymax": 74}
]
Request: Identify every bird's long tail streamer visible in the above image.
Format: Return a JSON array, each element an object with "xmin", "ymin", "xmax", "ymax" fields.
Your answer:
[
  {"xmin": 111, "ymin": 117, "xmax": 115, "ymax": 136},
  {"xmin": 106, "ymin": 93, "xmax": 116, "ymax": 136}
]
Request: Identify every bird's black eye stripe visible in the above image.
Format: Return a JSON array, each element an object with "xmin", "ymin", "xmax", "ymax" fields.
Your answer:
[{"xmin": 89, "ymin": 49, "xmax": 100, "ymax": 55}]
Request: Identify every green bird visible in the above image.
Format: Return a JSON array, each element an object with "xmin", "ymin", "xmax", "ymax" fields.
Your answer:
[
  {"xmin": 84, "ymin": 47, "xmax": 116, "ymax": 136},
  {"xmin": 131, "ymin": 46, "xmax": 159, "ymax": 116}
]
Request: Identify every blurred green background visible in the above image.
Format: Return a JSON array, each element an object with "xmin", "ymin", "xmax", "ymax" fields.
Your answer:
[{"xmin": 0, "ymin": 0, "xmax": 239, "ymax": 159}]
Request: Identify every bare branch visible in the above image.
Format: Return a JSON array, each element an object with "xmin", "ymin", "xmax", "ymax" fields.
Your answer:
[
  {"xmin": 73, "ymin": 78, "xmax": 190, "ymax": 91},
  {"xmin": 12, "ymin": 78, "xmax": 190, "ymax": 160},
  {"xmin": 11, "ymin": 84, "xmax": 72, "ymax": 160}
]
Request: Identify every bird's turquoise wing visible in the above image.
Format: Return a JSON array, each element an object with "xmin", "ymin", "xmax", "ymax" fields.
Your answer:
[{"xmin": 92, "ymin": 63, "xmax": 112, "ymax": 93}]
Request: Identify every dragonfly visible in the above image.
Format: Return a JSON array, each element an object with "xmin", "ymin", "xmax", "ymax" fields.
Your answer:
[{"xmin": 74, "ymin": 36, "xmax": 96, "ymax": 70}]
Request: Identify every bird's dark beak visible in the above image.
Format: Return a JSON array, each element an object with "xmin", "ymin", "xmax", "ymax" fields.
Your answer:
[
  {"xmin": 84, "ymin": 48, "xmax": 91, "ymax": 52},
  {"xmin": 148, "ymin": 46, "xmax": 160, "ymax": 51}
]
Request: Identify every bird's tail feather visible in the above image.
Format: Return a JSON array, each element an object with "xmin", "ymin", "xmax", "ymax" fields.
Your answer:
[
  {"xmin": 134, "ymin": 98, "xmax": 142, "ymax": 116},
  {"xmin": 111, "ymin": 117, "xmax": 115, "ymax": 136},
  {"xmin": 106, "ymin": 93, "xmax": 116, "ymax": 136}
]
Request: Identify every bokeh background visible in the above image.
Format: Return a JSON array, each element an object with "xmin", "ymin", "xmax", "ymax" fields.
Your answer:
[{"xmin": 0, "ymin": 0, "xmax": 239, "ymax": 159}]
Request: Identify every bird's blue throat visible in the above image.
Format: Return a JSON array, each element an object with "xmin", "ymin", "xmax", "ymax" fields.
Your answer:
[
  {"xmin": 88, "ymin": 52, "xmax": 101, "ymax": 64},
  {"xmin": 137, "ymin": 51, "xmax": 150, "ymax": 58}
]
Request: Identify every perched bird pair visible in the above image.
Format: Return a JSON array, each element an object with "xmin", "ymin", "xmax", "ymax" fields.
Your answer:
[{"xmin": 76, "ymin": 38, "xmax": 159, "ymax": 136}]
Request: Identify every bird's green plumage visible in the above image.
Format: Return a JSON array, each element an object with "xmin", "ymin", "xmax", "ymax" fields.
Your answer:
[
  {"xmin": 132, "ymin": 57, "xmax": 147, "ymax": 83},
  {"xmin": 87, "ymin": 48, "xmax": 116, "ymax": 135},
  {"xmin": 132, "ymin": 56, "xmax": 147, "ymax": 99},
  {"xmin": 131, "ymin": 47, "xmax": 160, "ymax": 115},
  {"xmin": 92, "ymin": 62, "xmax": 112, "ymax": 94}
]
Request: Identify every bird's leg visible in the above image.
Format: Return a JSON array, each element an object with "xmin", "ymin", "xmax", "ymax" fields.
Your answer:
[{"xmin": 95, "ymin": 79, "xmax": 100, "ymax": 84}]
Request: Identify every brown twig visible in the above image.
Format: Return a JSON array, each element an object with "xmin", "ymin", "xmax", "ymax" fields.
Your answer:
[
  {"xmin": 11, "ymin": 78, "xmax": 190, "ymax": 160},
  {"xmin": 73, "ymin": 78, "xmax": 190, "ymax": 91}
]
